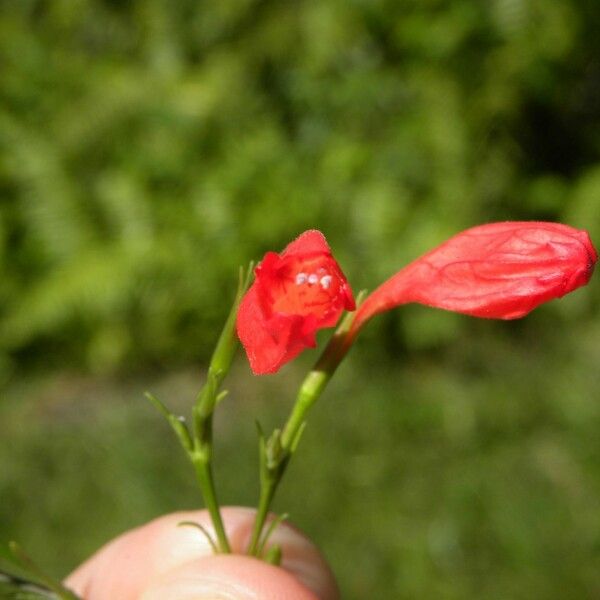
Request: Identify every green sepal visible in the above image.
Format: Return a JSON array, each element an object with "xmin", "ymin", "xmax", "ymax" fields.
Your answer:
[
  {"xmin": 289, "ymin": 421, "xmax": 306, "ymax": 454},
  {"xmin": 215, "ymin": 390, "xmax": 229, "ymax": 405},
  {"xmin": 255, "ymin": 419, "xmax": 265, "ymax": 441},
  {"xmin": 265, "ymin": 430, "xmax": 282, "ymax": 471},
  {"xmin": 256, "ymin": 421, "xmax": 270, "ymax": 489},
  {"xmin": 256, "ymin": 421, "xmax": 266, "ymax": 460}
]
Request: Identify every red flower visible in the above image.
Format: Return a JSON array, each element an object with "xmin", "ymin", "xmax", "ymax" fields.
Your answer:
[
  {"xmin": 351, "ymin": 221, "xmax": 597, "ymax": 334},
  {"xmin": 237, "ymin": 230, "xmax": 355, "ymax": 374}
]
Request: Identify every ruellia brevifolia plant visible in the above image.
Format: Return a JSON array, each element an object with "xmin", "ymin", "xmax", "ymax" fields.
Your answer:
[{"xmin": 1, "ymin": 222, "xmax": 597, "ymax": 599}]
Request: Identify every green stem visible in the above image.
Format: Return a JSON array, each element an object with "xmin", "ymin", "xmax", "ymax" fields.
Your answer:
[
  {"xmin": 246, "ymin": 477, "xmax": 278, "ymax": 556},
  {"xmin": 186, "ymin": 264, "xmax": 253, "ymax": 553},
  {"xmin": 248, "ymin": 296, "xmax": 365, "ymax": 556},
  {"xmin": 192, "ymin": 456, "xmax": 231, "ymax": 553},
  {"xmin": 280, "ymin": 369, "xmax": 330, "ymax": 452},
  {"xmin": 191, "ymin": 383, "xmax": 230, "ymax": 554},
  {"xmin": 147, "ymin": 264, "xmax": 254, "ymax": 556},
  {"xmin": 281, "ymin": 305, "xmax": 356, "ymax": 451}
]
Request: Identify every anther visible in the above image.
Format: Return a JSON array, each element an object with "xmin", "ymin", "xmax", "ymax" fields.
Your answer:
[
  {"xmin": 295, "ymin": 273, "xmax": 308, "ymax": 285},
  {"xmin": 308, "ymin": 274, "xmax": 319, "ymax": 285},
  {"xmin": 320, "ymin": 275, "xmax": 332, "ymax": 289}
]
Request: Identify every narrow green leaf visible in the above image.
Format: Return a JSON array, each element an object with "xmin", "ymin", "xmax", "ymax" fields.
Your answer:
[
  {"xmin": 6, "ymin": 543, "xmax": 80, "ymax": 599},
  {"xmin": 0, "ymin": 568, "xmax": 58, "ymax": 598},
  {"xmin": 144, "ymin": 390, "xmax": 171, "ymax": 419},
  {"xmin": 257, "ymin": 513, "xmax": 289, "ymax": 558},
  {"xmin": 145, "ymin": 391, "xmax": 193, "ymax": 452},
  {"xmin": 263, "ymin": 544, "xmax": 282, "ymax": 566},
  {"xmin": 177, "ymin": 521, "xmax": 219, "ymax": 555}
]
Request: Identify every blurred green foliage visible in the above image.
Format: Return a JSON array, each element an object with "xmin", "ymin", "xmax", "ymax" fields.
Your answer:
[
  {"xmin": 1, "ymin": 0, "xmax": 600, "ymax": 377},
  {"xmin": 1, "ymin": 0, "xmax": 600, "ymax": 598}
]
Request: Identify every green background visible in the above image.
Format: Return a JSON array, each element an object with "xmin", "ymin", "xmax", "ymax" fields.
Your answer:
[{"xmin": 1, "ymin": 1, "xmax": 600, "ymax": 598}]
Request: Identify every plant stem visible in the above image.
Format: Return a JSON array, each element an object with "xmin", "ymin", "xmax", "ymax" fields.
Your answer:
[
  {"xmin": 280, "ymin": 369, "xmax": 329, "ymax": 452},
  {"xmin": 246, "ymin": 477, "xmax": 278, "ymax": 556},
  {"xmin": 147, "ymin": 264, "xmax": 254, "ymax": 555},
  {"xmin": 247, "ymin": 298, "xmax": 364, "ymax": 556},
  {"xmin": 192, "ymin": 455, "xmax": 231, "ymax": 553},
  {"xmin": 281, "ymin": 306, "xmax": 355, "ymax": 452},
  {"xmin": 187, "ymin": 265, "xmax": 253, "ymax": 553}
]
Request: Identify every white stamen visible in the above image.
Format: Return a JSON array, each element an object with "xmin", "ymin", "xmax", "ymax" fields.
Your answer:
[
  {"xmin": 308, "ymin": 274, "xmax": 319, "ymax": 285},
  {"xmin": 295, "ymin": 272, "xmax": 307, "ymax": 285},
  {"xmin": 320, "ymin": 275, "xmax": 332, "ymax": 289}
]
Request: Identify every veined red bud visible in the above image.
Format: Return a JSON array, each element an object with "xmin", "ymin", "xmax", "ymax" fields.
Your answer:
[
  {"xmin": 351, "ymin": 222, "xmax": 597, "ymax": 334},
  {"xmin": 237, "ymin": 230, "xmax": 355, "ymax": 375}
]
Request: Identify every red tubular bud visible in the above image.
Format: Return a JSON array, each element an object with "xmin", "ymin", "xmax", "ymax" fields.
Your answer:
[{"xmin": 352, "ymin": 222, "xmax": 597, "ymax": 333}]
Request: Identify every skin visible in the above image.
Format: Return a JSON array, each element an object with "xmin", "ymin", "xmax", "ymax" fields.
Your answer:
[{"xmin": 65, "ymin": 507, "xmax": 339, "ymax": 600}]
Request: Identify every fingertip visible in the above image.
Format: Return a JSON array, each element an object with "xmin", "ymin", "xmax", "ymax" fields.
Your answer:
[
  {"xmin": 140, "ymin": 554, "xmax": 319, "ymax": 600},
  {"xmin": 236, "ymin": 516, "xmax": 339, "ymax": 600},
  {"xmin": 65, "ymin": 508, "xmax": 339, "ymax": 600}
]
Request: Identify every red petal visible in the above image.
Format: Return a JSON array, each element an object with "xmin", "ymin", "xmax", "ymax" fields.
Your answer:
[
  {"xmin": 280, "ymin": 230, "xmax": 331, "ymax": 258},
  {"xmin": 352, "ymin": 222, "xmax": 597, "ymax": 332},
  {"xmin": 236, "ymin": 284, "xmax": 310, "ymax": 374}
]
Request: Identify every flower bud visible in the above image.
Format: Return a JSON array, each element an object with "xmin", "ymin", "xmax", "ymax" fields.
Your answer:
[{"xmin": 352, "ymin": 221, "xmax": 597, "ymax": 333}]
